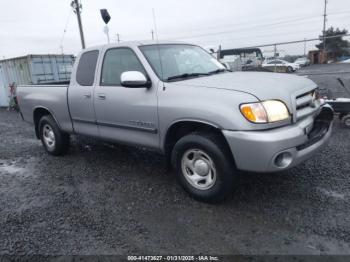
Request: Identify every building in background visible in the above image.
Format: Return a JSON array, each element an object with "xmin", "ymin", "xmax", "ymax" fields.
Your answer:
[
  {"xmin": 0, "ymin": 54, "xmax": 75, "ymax": 107},
  {"xmin": 308, "ymin": 50, "xmax": 329, "ymax": 64}
]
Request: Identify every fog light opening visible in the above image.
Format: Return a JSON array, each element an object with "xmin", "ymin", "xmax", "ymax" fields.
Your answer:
[{"xmin": 274, "ymin": 152, "xmax": 293, "ymax": 168}]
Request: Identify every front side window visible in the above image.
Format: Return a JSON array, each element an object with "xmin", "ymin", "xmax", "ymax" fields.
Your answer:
[
  {"xmin": 140, "ymin": 44, "xmax": 225, "ymax": 82},
  {"xmin": 101, "ymin": 48, "xmax": 146, "ymax": 86},
  {"xmin": 76, "ymin": 50, "xmax": 99, "ymax": 86}
]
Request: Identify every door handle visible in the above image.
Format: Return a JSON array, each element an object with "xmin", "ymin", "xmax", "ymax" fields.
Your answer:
[
  {"xmin": 83, "ymin": 93, "xmax": 91, "ymax": 99},
  {"xmin": 97, "ymin": 93, "xmax": 106, "ymax": 100}
]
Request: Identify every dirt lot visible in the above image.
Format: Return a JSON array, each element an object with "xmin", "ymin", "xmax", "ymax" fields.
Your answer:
[{"xmin": 0, "ymin": 64, "xmax": 349, "ymax": 256}]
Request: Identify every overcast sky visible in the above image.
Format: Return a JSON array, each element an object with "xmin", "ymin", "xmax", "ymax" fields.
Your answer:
[{"xmin": 0, "ymin": 0, "xmax": 349, "ymax": 58}]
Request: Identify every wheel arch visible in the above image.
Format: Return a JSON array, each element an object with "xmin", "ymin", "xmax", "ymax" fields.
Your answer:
[
  {"xmin": 163, "ymin": 120, "xmax": 235, "ymax": 166},
  {"xmin": 33, "ymin": 107, "xmax": 61, "ymax": 139}
]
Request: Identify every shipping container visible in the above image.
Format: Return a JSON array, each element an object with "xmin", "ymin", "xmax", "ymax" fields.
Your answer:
[{"xmin": 0, "ymin": 54, "xmax": 75, "ymax": 107}]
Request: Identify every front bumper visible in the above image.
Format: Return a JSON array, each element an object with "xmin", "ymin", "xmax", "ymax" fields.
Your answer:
[{"xmin": 223, "ymin": 105, "xmax": 333, "ymax": 172}]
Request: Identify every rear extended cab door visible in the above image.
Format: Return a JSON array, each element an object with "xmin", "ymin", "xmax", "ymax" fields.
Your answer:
[{"xmin": 68, "ymin": 48, "xmax": 100, "ymax": 137}]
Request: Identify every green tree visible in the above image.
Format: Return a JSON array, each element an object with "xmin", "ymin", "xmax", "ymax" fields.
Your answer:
[{"xmin": 316, "ymin": 27, "xmax": 350, "ymax": 57}]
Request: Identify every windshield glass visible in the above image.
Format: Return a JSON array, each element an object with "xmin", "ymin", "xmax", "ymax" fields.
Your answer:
[{"xmin": 140, "ymin": 44, "xmax": 225, "ymax": 81}]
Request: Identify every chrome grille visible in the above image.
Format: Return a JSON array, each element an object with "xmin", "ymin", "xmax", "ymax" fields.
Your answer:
[{"xmin": 295, "ymin": 89, "xmax": 320, "ymax": 121}]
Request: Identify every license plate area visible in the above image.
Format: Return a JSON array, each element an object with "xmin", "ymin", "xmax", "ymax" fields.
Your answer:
[{"xmin": 304, "ymin": 123, "xmax": 314, "ymax": 135}]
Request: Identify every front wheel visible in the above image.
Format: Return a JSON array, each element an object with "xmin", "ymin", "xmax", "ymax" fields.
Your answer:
[
  {"xmin": 171, "ymin": 132, "xmax": 236, "ymax": 203},
  {"xmin": 39, "ymin": 115, "xmax": 70, "ymax": 156}
]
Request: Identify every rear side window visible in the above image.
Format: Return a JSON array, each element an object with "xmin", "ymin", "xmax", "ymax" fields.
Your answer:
[
  {"xmin": 101, "ymin": 48, "xmax": 146, "ymax": 86},
  {"xmin": 76, "ymin": 50, "xmax": 99, "ymax": 86}
]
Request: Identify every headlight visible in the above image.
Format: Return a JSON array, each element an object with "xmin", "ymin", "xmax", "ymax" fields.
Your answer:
[{"xmin": 240, "ymin": 100, "xmax": 290, "ymax": 123}]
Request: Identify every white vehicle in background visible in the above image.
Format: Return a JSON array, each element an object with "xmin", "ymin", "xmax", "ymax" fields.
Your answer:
[
  {"xmin": 294, "ymin": 57, "xmax": 311, "ymax": 67},
  {"xmin": 340, "ymin": 58, "xmax": 350, "ymax": 63},
  {"xmin": 262, "ymin": 59, "xmax": 300, "ymax": 73}
]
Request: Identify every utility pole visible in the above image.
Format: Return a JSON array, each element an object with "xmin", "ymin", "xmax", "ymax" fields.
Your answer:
[
  {"xmin": 273, "ymin": 44, "xmax": 277, "ymax": 72},
  {"xmin": 151, "ymin": 30, "xmax": 154, "ymax": 40},
  {"xmin": 304, "ymin": 38, "xmax": 306, "ymax": 56},
  {"xmin": 322, "ymin": 0, "xmax": 328, "ymax": 51},
  {"xmin": 71, "ymin": 0, "xmax": 86, "ymax": 49},
  {"xmin": 116, "ymin": 34, "xmax": 120, "ymax": 43}
]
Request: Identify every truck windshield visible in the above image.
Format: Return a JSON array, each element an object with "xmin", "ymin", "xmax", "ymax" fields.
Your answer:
[{"xmin": 140, "ymin": 44, "xmax": 226, "ymax": 82}]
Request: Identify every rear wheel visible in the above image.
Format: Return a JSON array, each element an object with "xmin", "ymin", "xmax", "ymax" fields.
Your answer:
[
  {"xmin": 39, "ymin": 115, "xmax": 70, "ymax": 156},
  {"xmin": 171, "ymin": 132, "xmax": 236, "ymax": 203},
  {"xmin": 287, "ymin": 66, "xmax": 294, "ymax": 73}
]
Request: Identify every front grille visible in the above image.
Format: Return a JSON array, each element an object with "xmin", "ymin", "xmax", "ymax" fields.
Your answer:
[{"xmin": 295, "ymin": 89, "xmax": 320, "ymax": 121}]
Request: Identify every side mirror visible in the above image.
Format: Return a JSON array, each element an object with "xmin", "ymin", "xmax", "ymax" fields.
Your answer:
[{"xmin": 121, "ymin": 71, "xmax": 150, "ymax": 88}]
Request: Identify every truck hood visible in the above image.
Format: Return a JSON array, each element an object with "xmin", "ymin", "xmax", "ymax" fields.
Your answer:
[{"xmin": 169, "ymin": 71, "xmax": 317, "ymax": 110}]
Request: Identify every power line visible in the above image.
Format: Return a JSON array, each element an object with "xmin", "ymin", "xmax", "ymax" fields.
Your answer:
[
  {"xmin": 110, "ymin": 10, "xmax": 349, "ymax": 42},
  {"xmin": 235, "ymin": 33, "xmax": 350, "ymax": 49},
  {"xmin": 168, "ymin": 12, "xmax": 349, "ymax": 41},
  {"xmin": 161, "ymin": 12, "xmax": 322, "ymax": 36},
  {"xmin": 199, "ymin": 27, "xmax": 327, "ymax": 45},
  {"xmin": 328, "ymin": 9, "xmax": 350, "ymax": 15},
  {"xmin": 192, "ymin": 28, "xmax": 331, "ymax": 47},
  {"xmin": 169, "ymin": 15, "xmax": 320, "ymax": 39}
]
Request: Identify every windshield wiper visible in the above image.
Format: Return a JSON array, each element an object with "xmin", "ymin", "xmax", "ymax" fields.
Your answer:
[
  {"xmin": 208, "ymin": 68, "xmax": 231, "ymax": 75},
  {"xmin": 167, "ymin": 73, "xmax": 209, "ymax": 81}
]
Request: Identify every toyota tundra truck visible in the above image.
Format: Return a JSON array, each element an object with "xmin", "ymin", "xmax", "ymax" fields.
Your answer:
[{"xmin": 17, "ymin": 41, "xmax": 334, "ymax": 202}]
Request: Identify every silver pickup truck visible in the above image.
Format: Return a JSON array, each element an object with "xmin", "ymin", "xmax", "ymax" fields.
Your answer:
[{"xmin": 17, "ymin": 41, "xmax": 333, "ymax": 202}]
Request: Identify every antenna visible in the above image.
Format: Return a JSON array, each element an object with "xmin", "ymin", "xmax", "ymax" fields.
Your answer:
[
  {"xmin": 59, "ymin": 7, "xmax": 72, "ymax": 54},
  {"xmin": 152, "ymin": 8, "xmax": 160, "ymax": 41},
  {"xmin": 152, "ymin": 8, "xmax": 165, "ymax": 89}
]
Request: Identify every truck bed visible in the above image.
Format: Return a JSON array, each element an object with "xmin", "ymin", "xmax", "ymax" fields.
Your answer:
[{"xmin": 17, "ymin": 84, "xmax": 73, "ymax": 133}]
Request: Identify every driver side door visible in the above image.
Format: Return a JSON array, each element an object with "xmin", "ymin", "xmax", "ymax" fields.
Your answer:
[{"xmin": 94, "ymin": 47, "xmax": 159, "ymax": 149}]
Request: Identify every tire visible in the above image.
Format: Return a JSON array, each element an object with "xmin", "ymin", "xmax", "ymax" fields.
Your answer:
[
  {"xmin": 171, "ymin": 132, "xmax": 236, "ymax": 203},
  {"xmin": 287, "ymin": 66, "xmax": 293, "ymax": 73},
  {"xmin": 39, "ymin": 115, "xmax": 70, "ymax": 156},
  {"xmin": 341, "ymin": 114, "xmax": 350, "ymax": 128}
]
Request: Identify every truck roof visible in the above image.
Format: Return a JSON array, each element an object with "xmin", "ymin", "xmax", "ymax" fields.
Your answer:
[{"xmin": 81, "ymin": 40, "xmax": 191, "ymax": 53}]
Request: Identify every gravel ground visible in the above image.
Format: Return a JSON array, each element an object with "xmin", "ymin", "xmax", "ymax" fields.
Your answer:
[{"xmin": 0, "ymin": 64, "xmax": 350, "ymax": 256}]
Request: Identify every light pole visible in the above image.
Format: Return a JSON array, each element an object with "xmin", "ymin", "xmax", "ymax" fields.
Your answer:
[
  {"xmin": 104, "ymin": 26, "xmax": 110, "ymax": 44},
  {"xmin": 100, "ymin": 9, "xmax": 111, "ymax": 44}
]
